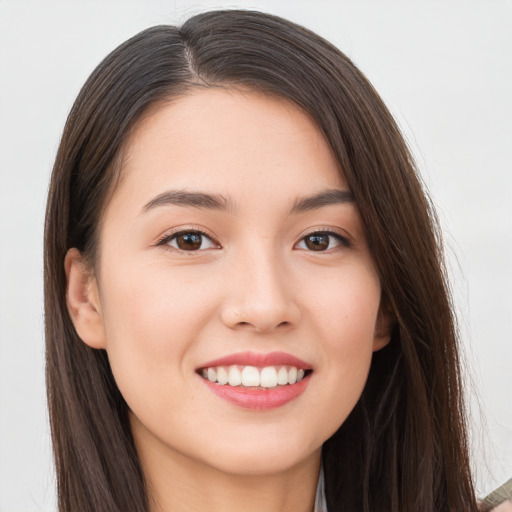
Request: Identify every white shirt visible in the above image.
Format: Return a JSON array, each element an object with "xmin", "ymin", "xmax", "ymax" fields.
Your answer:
[{"xmin": 314, "ymin": 464, "xmax": 328, "ymax": 512}]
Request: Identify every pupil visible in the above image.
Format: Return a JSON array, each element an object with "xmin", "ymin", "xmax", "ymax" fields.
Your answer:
[
  {"xmin": 177, "ymin": 233, "xmax": 202, "ymax": 250},
  {"xmin": 306, "ymin": 234, "xmax": 329, "ymax": 251}
]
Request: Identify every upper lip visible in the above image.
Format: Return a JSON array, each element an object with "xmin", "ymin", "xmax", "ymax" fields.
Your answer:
[{"xmin": 198, "ymin": 351, "xmax": 313, "ymax": 370}]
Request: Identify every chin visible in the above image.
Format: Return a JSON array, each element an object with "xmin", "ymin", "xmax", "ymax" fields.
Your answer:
[
  {"xmin": 205, "ymin": 447, "xmax": 319, "ymax": 478},
  {"xmin": 193, "ymin": 428, "xmax": 324, "ymax": 477}
]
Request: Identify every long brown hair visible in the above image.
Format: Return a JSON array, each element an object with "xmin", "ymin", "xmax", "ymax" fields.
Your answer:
[{"xmin": 44, "ymin": 10, "xmax": 479, "ymax": 511}]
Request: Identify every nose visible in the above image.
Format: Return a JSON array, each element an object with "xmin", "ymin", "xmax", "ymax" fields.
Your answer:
[{"xmin": 220, "ymin": 247, "xmax": 300, "ymax": 333}]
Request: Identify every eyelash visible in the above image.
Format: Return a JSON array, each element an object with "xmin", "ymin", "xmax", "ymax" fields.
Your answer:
[
  {"xmin": 156, "ymin": 228, "xmax": 351, "ymax": 253},
  {"xmin": 156, "ymin": 228, "xmax": 219, "ymax": 252},
  {"xmin": 295, "ymin": 230, "xmax": 351, "ymax": 252}
]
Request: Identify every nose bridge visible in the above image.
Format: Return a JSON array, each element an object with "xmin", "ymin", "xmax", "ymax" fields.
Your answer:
[{"xmin": 221, "ymin": 239, "xmax": 299, "ymax": 332}]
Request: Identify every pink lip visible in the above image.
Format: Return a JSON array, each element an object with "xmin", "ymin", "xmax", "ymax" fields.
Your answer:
[
  {"xmin": 198, "ymin": 351, "xmax": 312, "ymax": 370},
  {"xmin": 202, "ymin": 374, "xmax": 311, "ymax": 410},
  {"xmin": 197, "ymin": 351, "xmax": 313, "ymax": 410}
]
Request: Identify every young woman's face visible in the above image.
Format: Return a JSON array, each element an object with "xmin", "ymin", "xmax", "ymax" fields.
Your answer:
[{"xmin": 70, "ymin": 89, "xmax": 389, "ymax": 477}]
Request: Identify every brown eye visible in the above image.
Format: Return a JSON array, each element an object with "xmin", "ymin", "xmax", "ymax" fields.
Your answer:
[
  {"xmin": 304, "ymin": 233, "xmax": 330, "ymax": 251},
  {"xmin": 296, "ymin": 231, "xmax": 348, "ymax": 252},
  {"xmin": 165, "ymin": 231, "xmax": 218, "ymax": 251},
  {"xmin": 176, "ymin": 232, "xmax": 202, "ymax": 250}
]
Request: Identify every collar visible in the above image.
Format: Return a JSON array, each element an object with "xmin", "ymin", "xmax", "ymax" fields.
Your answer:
[{"xmin": 314, "ymin": 463, "xmax": 328, "ymax": 512}]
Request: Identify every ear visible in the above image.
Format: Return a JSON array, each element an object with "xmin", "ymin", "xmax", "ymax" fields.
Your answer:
[
  {"xmin": 372, "ymin": 305, "xmax": 393, "ymax": 352},
  {"xmin": 65, "ymin": 248, "xmax": 106, "ymax": 349}
]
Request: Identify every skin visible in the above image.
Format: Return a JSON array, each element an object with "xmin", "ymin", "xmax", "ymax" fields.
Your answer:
[
  {"xmin": 66, "ymin": 88, "xmax": 391, "ymax": 512},
  {"xmin": 494, "ymin": 504, "xmax": 512, "ymax": 512}
]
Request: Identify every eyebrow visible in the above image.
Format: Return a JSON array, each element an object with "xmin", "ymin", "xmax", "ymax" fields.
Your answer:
[
  {"xmin": 143, "ymin": 190, "xmax": 230, "ymax": 213},
  {"xmin": 291, "ymin": 189, "xmax": 354, "ymax": 212},
  {"xmin": 142, "ymin": 188, "xmax": 353, "ymax": 215}
]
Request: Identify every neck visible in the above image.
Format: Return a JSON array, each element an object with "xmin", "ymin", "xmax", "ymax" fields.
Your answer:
[
  {"xmin": 133, "ymin": 421, "xmax": 321, "ymax": 512},
  {"xmin": 150, "ymin": 459, "xmax": 320, "ymax": 512}
]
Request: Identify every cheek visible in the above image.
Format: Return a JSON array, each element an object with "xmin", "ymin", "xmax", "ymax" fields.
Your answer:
[
  {"xmin": 306, "ymin": 264, "xmax": 381, "ymax": 346},
  {"xmin": 100, "ymin": 262, "xmax": 217, "ymax": 349},
  {"xmin": 304, "ymin": 266, "xmax": 380, "ymax": 422},
  {"xmin": 97, "ymin": 265, "xmax": 220, "ymax": 409}
]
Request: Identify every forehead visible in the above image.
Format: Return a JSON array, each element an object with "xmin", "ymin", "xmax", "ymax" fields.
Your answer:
[{"xmin": 111, "ymin": 88, "xmax": 346, "ymax": 214}]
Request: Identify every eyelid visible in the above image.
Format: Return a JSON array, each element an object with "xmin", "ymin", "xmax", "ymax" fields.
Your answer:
[
  {"xmin": 154, "ymin": 225, "xmax": 352, "ymax": 252},
  {"xmin": 155, "ymin": 226, "xmax": 221, "ymax": 250},
  {"xmin": 294, "ymin": 228, "xmax": 352, "ymax": 250}
]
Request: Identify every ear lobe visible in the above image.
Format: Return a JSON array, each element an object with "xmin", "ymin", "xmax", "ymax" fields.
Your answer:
[
  {"xmin": 373, "ymin": 306, "xmax": 393, "ymax": 352},
  {"xmin": 65, "ymin": 248, "xmax": 106, "ymax": 349}
]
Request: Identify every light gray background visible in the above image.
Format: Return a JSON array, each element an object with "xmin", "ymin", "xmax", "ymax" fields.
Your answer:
[{"xmin": 0, "ymin": 1, "xmax": 510, "ymax": 510}]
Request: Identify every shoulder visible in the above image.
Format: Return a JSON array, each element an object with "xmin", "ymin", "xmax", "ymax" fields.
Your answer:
[
  {"xmin": 482, "ymin": 478, "xmax": 512, "ymax": 512},
  {"xmin": 490, "ymin": 503, "xmax": 512, "ymax": 512}
]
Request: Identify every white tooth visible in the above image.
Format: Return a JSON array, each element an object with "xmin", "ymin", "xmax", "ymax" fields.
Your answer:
[
  {"xmin": 260, "ymin": 366, "xmax": 278, "ymax": 388},
  {"xmin": 207, "ymin": 367, "xmax": 217, "ymax": 382},
  {"xmin": 277, "ymin": 366, "xmax": 288, "ymax": 385},
  {"xmin": 228, "ymin": 365, "xmax": 242, "ymax": 386},
  {"xmin": 202, "ymin": 368, "xmax": 208, "ymax": 379},
  {"xmin": 241, "ymin": 366, "xmax": 260, "ymax": 387},
  {"xmin": 216, "ymin": 366, "xmax": 228, "ymax": 385},
  {"xmin": 288, "ymin": 366, "xmax": 298, "ymax": 384},
  {"xmin": 297, "ymin": 368, "xmax": 305, "ymax": 382}
]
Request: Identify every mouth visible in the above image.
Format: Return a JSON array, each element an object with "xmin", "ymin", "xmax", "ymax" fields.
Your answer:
[
  {"xmin": 196, "ymin": 352, "xmax": 313, "ymax": 409},
  {"xmin": 197, "ymin": 364, "xmax": 313, "ymax": 389}
]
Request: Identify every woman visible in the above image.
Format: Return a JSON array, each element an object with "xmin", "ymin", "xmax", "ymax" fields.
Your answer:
[{"xmin": 44, "ymin": 9, "xmax": 499, "ymax": 512}]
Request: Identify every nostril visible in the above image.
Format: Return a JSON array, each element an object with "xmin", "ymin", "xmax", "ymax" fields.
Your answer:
[{"xmin": 231, "ymin": 319, "xmax": 291, "ymax": 333}]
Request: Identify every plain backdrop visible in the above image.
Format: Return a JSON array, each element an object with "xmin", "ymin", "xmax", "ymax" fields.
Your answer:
[{"xmin": 0, "ymin": 1, "xmax": 511, "ymax": 510}]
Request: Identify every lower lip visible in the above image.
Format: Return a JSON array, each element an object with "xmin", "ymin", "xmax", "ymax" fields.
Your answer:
[{"xmin": 202, "ymin": 375, "xmax": 311, "ymax": 410}]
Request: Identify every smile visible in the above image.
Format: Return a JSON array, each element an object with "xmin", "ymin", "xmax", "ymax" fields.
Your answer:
[
  {"xmin": 199, "ymin": 365, "xmax": 310, "ymax": 388},
  {"xmin": 197, "ymin": 352, "xmax": 313, "ymax": 409}
]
